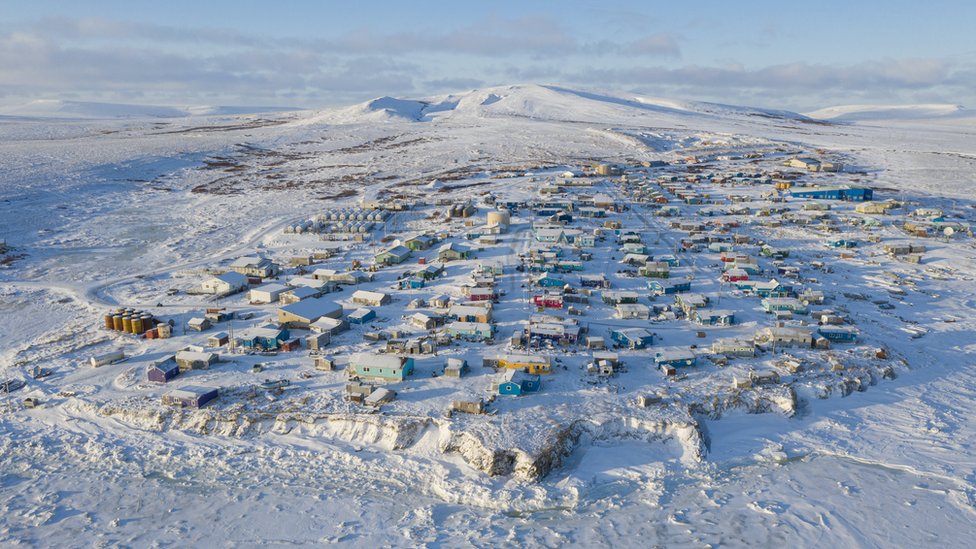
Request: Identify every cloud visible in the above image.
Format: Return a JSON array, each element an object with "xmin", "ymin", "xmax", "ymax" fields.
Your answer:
[{"xmin": 422, "ymin": 77, "xmax": 485, "ymax": 91}]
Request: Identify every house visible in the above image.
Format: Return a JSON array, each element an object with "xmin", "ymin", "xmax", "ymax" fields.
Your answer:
[
  {"xmin": 175, "ymin": 350, "xmax": 218, "ymax": 371},
  {"xmin": 437, "ymin": 242, "xmax": 472, "ymax": 262},
  {"xmin": 610, "ymin": 328, "xmax": 655, "ymax": 349},
  {"xmin": 790, "ymin": 185, "xmax": 873, "ymax": 202},
  {"xmin": 693, "ymin": 309, "xmax": 735, "ymax": 326},
  {"xmin": 249, "ymin": 283, "xmax": 289, "ymax": 304},
  {"xmin": 448, "ymin": 304, "xmax": 492, "ymax": 323},
  {"xmin": 374, "ymin": 245, "xmax": 412, "ymax": 266},
  {"xmin": 416, "ymin": 264, "xmax": 445, "ymax": 280},
  {"xmin": 477, "ymin": 262, "xmax": 504, "ymax": 275},
  {"xmin": 485, "ymin": 354, "xmax": 552, "ymax": 375},
  {"xmin": 207, "ymin": 332, "xmax": 229, "ymax": 347},
  {"xmin": 161, "ymin": 385, "xmax": 219, "ymax": 409},
  {"xmin": 452, "ymin": 399, "xmax": 485, "ymax": 414},
  {"xmin": 364, "ymin": 387, "xmax": 397, "ymax": 407},
  {"xmin": 444, "ymin": 358, "xmax": 469, "ymax": 378},
  {"xmin": 351, "ymin": 289, "xmax": 392, "ymax": 307},
  {"xmin": 399, "ymin": 276, "xmax": 426, "ymax": 290},
  {"xmin": 493, "ymin": 369, "xmax": 541, "ymax": 396},
  {"xmin": 787, "ymin": 157, "xmax": 822, "ymax": 171},
  {"xmin": 535, "ymin": 273, "xmax": 566, "ymax": 288},
  {"xmin": 616, "ymin": 303, "xmax": 651, "ymax": 320},
  {"xmin": 465, "ymin": 287, "xmax": 497, "ymax": 302},
  {"xmin": 309, "ymin": 316, "xmax": 348, "ymax": 336},
  {"xmin": 711, "ymin": 338, "xmax": 755, "ymax": 357},
  {"xmin": 755, "ymin": 326, "xmax": 813, "ymax": 348},
  {"xmin": 590, "ymin": 351, "xmax": 621, "ymax": 376},
  {"xmin": 657, "ymin": 254, "xmax": 679, "ymax": 267},
  {"xmin": 279, "ymin": 286, "xmax": 322, "ymax": 305},
  {"xmin": 347, "ymin": 354, "xmax": 415, "ymax": 383},
  {"xmin": 722, "ymin": 268, "xmax": 749, "ymax": 283},
  {"xmin": 639, "ymin": 262, "xmax": 671, "ymax": 278},
  {"xmin": 446, "ymin": 321, "xmax": 494, "ymax": 341},
  {"xmin": 278, "ymin": 298, "xmax": 343, "ymax": 328},
  {"xmin": 525, "ymin": 321, "xmax": 580, "ymax": 344},
  {"xmin": 620, "ymin": 253, "xmax": 650, "ymax": 266},
  {"xmin": 201, "ymin": 272, "xmax": 248, "ymax": 295},
  {"xmin": 817, "ymin": 326, "xmax": 859, "ymax": 343},
  {"xmin": 403, "ymin": 234, "xmax": 437, "ymax": 251},
  {"xmin": 647, "ymin": 279, "xmax": 691, "ymax": 295},
  {"xmin": 654, "ymin": 349, "xmax": 696, "ymax": 368},
  {"xmin": 306, "ymin": 331, "xmax": 331, "ymax": 352},
  {"xmin": 760, "ymin": 245, "xmax": 789, "ymax": 260},
  {"xmin": 312, "ymin": 269, "xmax": 373, "ymax": 285},
  {"xmin": 575, "ymin": 334, "xmax": 604, "ymax": 350},
  {"xmin": 580, "ymin": 274, "xmax": 610, "ymax": 289},
  {"xmin": 409, "ymin": 312, "xmax": 442, "ymax": 330},
  {"xmin": 532, "ymin": 292, "xmax": 564, "ymax": 309},
  {"xmin": 739, "ymin": 279, "xmax": 792, "ymax": 298},
  {"xmin": 229, "ymin": 256, "xmax": 278, "ymax": 278},
  {"xmin": 602, "ymin": 291, "xmax": 639, "ymax": 305},
  {"xmin": 147, "ymin": 359, "xmax": 180, "ymax": 383},
  {"xmin": 187, "ymin": 317, "xmax": 212, "ymax": 332},
  {"xmin": 430, "ymin": 294, "xmax": 451, "ymax": 309},
  {"xmin": 348, "ymin": 308, "xmax": 376, "ymax": 325},
  {"xmin": 238, "ymin": 325, "xmax": 290, "ymax": 350},
  {"xmin": 762, "ymin": 297, "xmax": 809, "ymax": 315}
]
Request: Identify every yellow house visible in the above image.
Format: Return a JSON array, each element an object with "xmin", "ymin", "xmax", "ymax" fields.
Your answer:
[{"xmin": 486, "ymin": 354, "xmax": 552, "ymax": 375}]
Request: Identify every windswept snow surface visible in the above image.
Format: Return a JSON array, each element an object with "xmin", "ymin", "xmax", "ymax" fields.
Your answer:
[{"xmin": 2, "ymin": 84, "xmax": 976, "ymax": 546}]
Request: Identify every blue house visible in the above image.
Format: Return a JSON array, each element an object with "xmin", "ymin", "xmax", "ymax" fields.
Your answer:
[
  {"xmin": 654, "ymin": 349, "xmax": 697, "ymax": 368},
  {"xmin": 348, "ymin": 308, "xmax": 376, "ymax": 325},
  {"xmin": 610, "ymin": 328, "xmax": 655, "ymax": 349},
  {"xmin": 791, "ymin": 186, "xmax": 873, "ymax": 202},
  {"xmin": 535, "ymin": 273, "xmax": 565, "ymax": 288},
  {"xmin": 399, "ymin": 277, "xmax": 425, "ymax": 290},
  {"xmin": 657, "ymin": 254, "xmax": 679, "ymax": 267},
  {"xmin": 147, "ymin": 360, "xmax": 180, "ymax": 383},
  {"xmin": 647, "ymin": 279, "xmax": 691, "ymax": 295},
  {"xmin": 239, "ymin": 325, "xmax": 290, "ymax": 350},
  {"xmin": 693, "ymin": 309, "xmax": 735, "ymax": 326},
  {"xmin": 495, "ymin": 369, "xmax": 541, "ymax": 395},
  {"xmin": 817, "ymin": 326, "xmax": 858, "ymax": 343}
]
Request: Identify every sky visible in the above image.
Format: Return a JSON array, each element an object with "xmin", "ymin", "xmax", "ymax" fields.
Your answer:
[{"xmin": 1, "ymin": 0, "xmax": 975, "ymax": 112}]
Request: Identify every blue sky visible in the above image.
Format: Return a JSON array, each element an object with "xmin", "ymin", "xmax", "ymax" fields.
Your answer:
[{"xmin": 2, "ymin": 1, "xmax": 974, "ymax": 110}]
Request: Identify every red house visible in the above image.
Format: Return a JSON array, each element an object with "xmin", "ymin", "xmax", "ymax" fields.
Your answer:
[{"xmin": 532, "ymin": 293, "xmax": 564, "ymax": 309}]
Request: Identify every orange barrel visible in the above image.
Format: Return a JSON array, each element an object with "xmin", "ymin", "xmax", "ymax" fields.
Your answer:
[
  {"xmin": 104, "ymin": 314, "xmax": 115, "ymax": 329},
  {"xmin": 112, "ymin": 315, "xmax": 124, "ymax": 331}
]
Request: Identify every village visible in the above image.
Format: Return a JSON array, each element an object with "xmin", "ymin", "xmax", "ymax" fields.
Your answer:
[
  {"xmin": 66, "ymin": 146, "xmax": 968, "ymax": 420},
  {"xmin": 17, "ymin": 140, "xmax": 971, "ymax": 477}
]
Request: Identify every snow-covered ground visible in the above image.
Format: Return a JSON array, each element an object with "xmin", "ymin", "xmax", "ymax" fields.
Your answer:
[{"xmin": 1, "ymin": 84, "xmax": 975, "ymax": 546}]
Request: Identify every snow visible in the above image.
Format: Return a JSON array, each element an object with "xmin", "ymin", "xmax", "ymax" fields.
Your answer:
[
  {"xmin": 0, "ymin": 99, "xmax": 298, "ymax": 119},
  {"xmin": 2, "ymin": 82, "xmax": 976, "ymax": 545},
  {"xmin": 805, "ymin": 103, "xmax": 969, "ymax": 121}
]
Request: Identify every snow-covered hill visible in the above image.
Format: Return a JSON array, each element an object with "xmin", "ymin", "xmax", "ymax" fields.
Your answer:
[
  {"xmin": 805, "ymin": 103, "xmax": 969, "ymax": 121},
  {"xmin": 0, "ymin": 99, "xmax": 297, "ymax": 119},
  {"xmin": 293, "ymin": 84, "xmax": 818, "ymax": 127}
]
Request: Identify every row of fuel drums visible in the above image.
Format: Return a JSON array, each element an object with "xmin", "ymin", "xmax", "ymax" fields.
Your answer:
[{"xmin": 103, "ymin": 309, "xmax": 157, "ymax": 335}]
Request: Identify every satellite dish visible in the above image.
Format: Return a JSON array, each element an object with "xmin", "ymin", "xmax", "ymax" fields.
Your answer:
[{"xmin": 944, "ymin": 227, "xmax": 955, "ymax": 237}]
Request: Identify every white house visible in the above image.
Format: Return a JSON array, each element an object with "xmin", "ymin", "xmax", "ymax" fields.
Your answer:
[{"xmin": 201, "ymin": 272, "xmax": 248, "ymax": 295}]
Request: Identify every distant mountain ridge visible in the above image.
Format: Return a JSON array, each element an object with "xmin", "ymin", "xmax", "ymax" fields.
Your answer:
[
  {"xmin": 804, "ymin": 103, "xmax": 968, "ymax": 121},
  {"xmin": 0, "ymin": 99, "xmax": 298, "ymax": 119}
]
